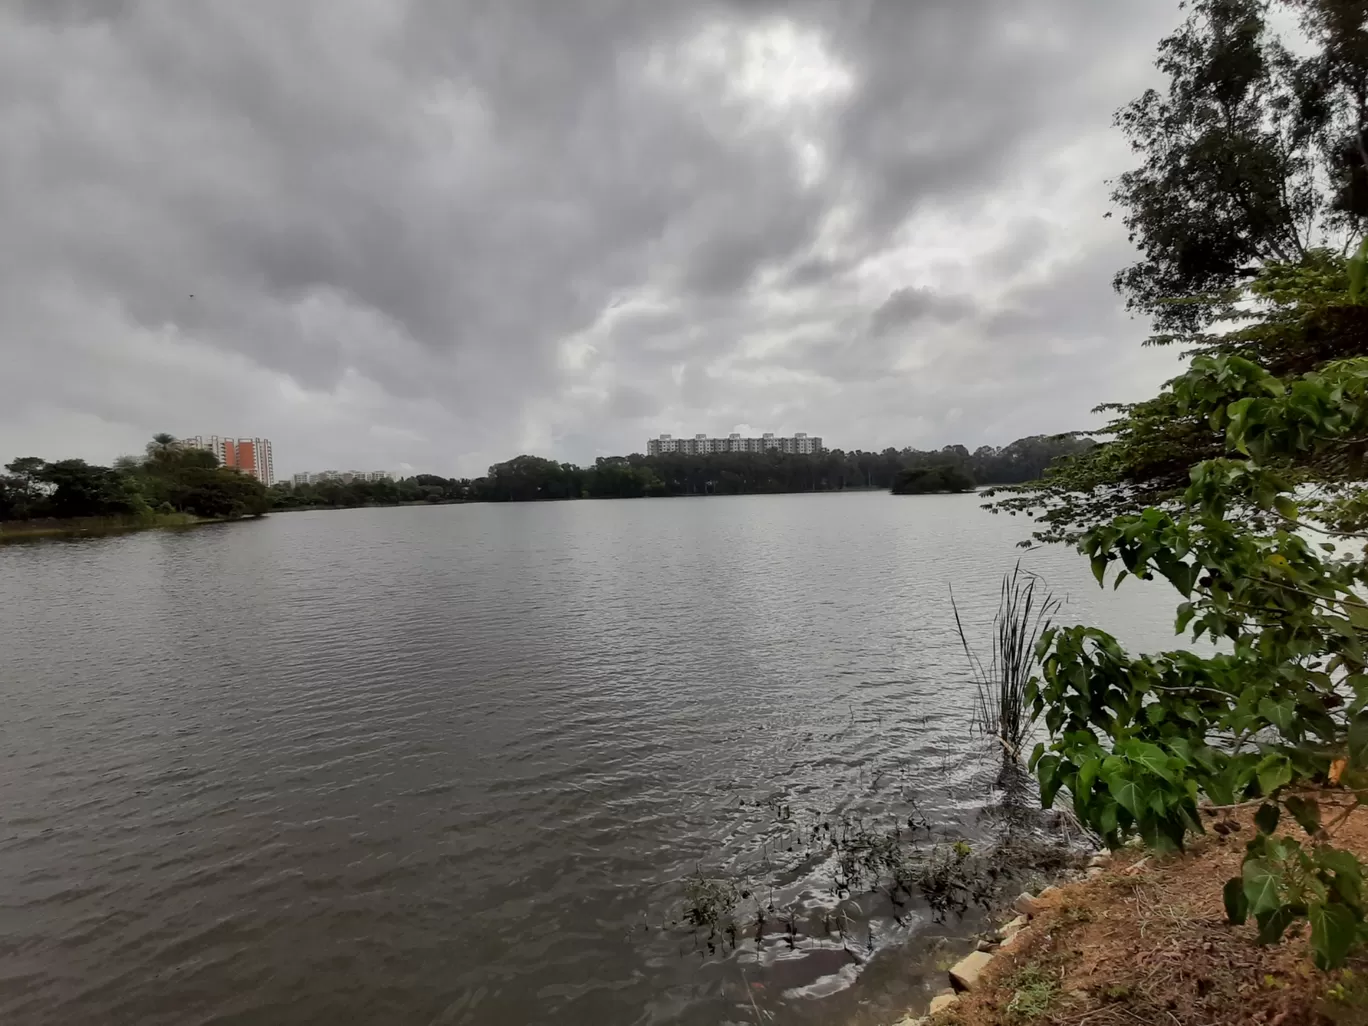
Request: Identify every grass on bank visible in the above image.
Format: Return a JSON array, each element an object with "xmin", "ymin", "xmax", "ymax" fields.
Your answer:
[{"xmin": 0, "ymin": 511, "xmax": 221, "ymax": 541}]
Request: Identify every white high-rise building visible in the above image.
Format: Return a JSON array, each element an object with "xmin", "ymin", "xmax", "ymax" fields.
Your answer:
[
  {"xmin": 293, "ymin": 469, "xmax": 394, "ymax": 484},
  {"xmin": 646, "ymin": 432, "xmax": 823, "ymax": 456}
]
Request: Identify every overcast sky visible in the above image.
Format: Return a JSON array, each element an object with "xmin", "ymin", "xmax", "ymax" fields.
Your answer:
[{"xmin": 2, "ymin": 0, "xmax": 1194, "ymax": 479}]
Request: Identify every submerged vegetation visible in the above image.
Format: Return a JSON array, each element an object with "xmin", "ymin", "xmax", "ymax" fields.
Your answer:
[{"xmin": 670, "ymin": 759, "xmax": 1089, "ymax": 974}]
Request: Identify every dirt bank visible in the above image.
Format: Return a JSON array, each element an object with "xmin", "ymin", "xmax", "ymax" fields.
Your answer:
[{"xmin": 906, "ymin": 803, "xmax": 1368, "ymax": 1025}]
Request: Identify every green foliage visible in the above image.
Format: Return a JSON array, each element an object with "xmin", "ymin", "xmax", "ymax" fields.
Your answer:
[
  {"xmin": 1, "ymin": 436, "xmax": 269, "ymax": 523},
  {"xmin": 993, "ymin": 251, "xmax": 1368, "ymax": 543},
  {"xmin": 531, "ymin": 437, "xmax": 1078, "ymax": 500},
  {"xmin": 272, "ymin": 472, "xmax": 470, "ymax": 509},
  {"xmin": 1111, "ymin": 0, "xmax": 1368, "ymax": 334},
  {"xmin": 1006, "ymin": 963, "xmax": 1060, "ymax": 1022},
  {"xmin": 1021, "ymin": 257, "xmax": 1368, "ymax": 967},
  {"xmin": 276, "ymin": 436, "xmax": 1089, "ymax": 511},
  {"xmin": 135, "ymin": 441, "xmax": 269, "ymax": 518},
  {"xmin": 1009, "ymin": 0, "xmax": 1368, "ymax": 974},
  {"xmin": 1004, "ymin": 0, "xmax": 1368, "ymax": 543},
  {"xmin": 890, "ymin": 463, "xmax": 976, "ymax": 494}
]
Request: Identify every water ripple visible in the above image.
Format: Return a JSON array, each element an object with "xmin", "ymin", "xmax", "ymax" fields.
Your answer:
[{"xmin": 0, "ymin": 494, "xmax": 1180, "ymax": 1025}]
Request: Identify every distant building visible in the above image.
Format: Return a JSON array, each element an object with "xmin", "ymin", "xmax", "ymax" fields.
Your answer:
[
  {"xmin": 181, "ymin": 435, "xmax": 275, "ymax": 485},
  {"xmin": 293, "ymin": 470, "xmax": 394, "ymax": 484},
  {"xmin": 646, "ymin": 432, "xmax": 823, "ymax": 456}
]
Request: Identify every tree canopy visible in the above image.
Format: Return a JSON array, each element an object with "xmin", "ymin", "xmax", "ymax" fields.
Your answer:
[
  {"xmin": 1, "ymin": 436, "xmax": 269, "ymax": 522},
  {"xmin": 269, "ymin": 435, "xmax": 1089, "ymax": 510},
  {"xmin": 1112, "ymin": 0, "xmax": 1368, "ymax": 334},
  {"xmin": 1006, "ymin": 0, "xmax": 1368, "ymax": 969},
  {"xmin": 890, "ymin": 464, "xmax": 976, "ymax": 495}
]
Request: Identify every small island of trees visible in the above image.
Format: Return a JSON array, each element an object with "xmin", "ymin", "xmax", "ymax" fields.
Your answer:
[
  {"xmin": 890, "ymin": 464, "xmax": 977, "ymax": 495},
  {"xmin": 1, "ymin": 434, "xmax": 269, "ymax": 537}
]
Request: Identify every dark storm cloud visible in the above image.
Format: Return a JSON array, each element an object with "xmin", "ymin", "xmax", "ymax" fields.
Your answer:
[
  {"xmin": 0, "ymin": 0, "xmax": 1187, "ymax": 474},
  {"xmin": 870, "ymin": 287, "xmax": 974, "ymax": 335}
]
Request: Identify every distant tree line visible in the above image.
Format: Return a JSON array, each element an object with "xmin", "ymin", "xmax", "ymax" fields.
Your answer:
[
  {"xmin": 270, "ymin": 434, "xmax": 1091, "ymax": 508},
  {"xmin": 270, "ymin": 474, "xmax": 468, "ymax": 509},
  {"xmin": 1, "ymin": 434, "xmax": 270, "ymax": 522}
]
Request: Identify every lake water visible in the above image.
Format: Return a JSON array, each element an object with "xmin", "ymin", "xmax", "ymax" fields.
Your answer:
[{"xmin": 0, "ymin": 493, "xmax": 1182, "ymax": 1026}]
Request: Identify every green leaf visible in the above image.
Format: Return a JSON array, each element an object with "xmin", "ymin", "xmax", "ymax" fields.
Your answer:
[
  {"xmin": 1223, "ymin": 877, "xmax": 1249, "ymax": 925},
  {"xmin": 1308, "ymin": 902, "xmax": 1359, "ymax": 970},
  {"xmin": 1091, "ymin": 556, "xmax": 1107, "ymax": 586},
  {"xmin": 1257, "ymin": 755, "xmax": 1292, "ymax": 797},
  {"xmin": 1350, "ymin": 712, "xmax": 1368, "ymax": 770},
  {"xmin": 1283, "ymin": 796, "xmax": 1321, "ymax": 836},
  {"xmin": 1106, "ymin": 771, "xmax": 1147, "ymax": 819},
  {"xmin": 1346, "ymin": 602, "xmax": 1368, "ymax": 633},
  {"xmin": 1037, "ymin": 755, "xmax": 1063, "ymax": 808},
  {"xmin": 1131, "ymin": 742, "xmax": 1179, "ymax": 783},
  {"xmin": 1254, "ymin": 802, "xmax": 1280, "ymax": 836},
  {"xmin": 1256, "ymin": 904, "xmax": 1300, "ymax": 945},
  {"xmin": 1273, "ymin": 494, "xmax": 1298, "ymax": 521},
  {"xmin": 1257, "ymin": 697, "xmax": 1295, "ymax": 736},
  {"xmin": 1205, "ymin": 776, "xmax": 1235, "ymax": 808},
  {"xmin": 1175, "ymin": 602, "xmax": 1196, "ymax": 634},
  {"xmin": 1099, "ymin": 801, "xmax": 1119, "ymax": 838},
  {"xmin": 1243, "ymin": 858, "xmax": 1281, "ymax": 916},
  {"xmin": 1077, "ymin": 757, "xmax": 1100, "ymax": 796},
  {"xmin": 1316, "ymin": 847, "xmax": 1364, "ymax": 885}
]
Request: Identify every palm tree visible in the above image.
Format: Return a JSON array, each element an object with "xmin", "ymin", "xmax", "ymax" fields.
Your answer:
[{"xmin": 145, "ymin": 433, "xmax": 178, "ymax": 460}]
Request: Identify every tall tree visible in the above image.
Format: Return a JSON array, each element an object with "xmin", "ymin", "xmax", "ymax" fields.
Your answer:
[
  {"xmin": 1112, "ymin": 0, "xmax": 1368, "ymax": 333},
  {"xmin": 995, "ymin": 2, "xmax": 1368, "ymax": 540}
]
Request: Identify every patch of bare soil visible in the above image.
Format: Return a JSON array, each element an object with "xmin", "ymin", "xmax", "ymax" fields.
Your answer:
[{"xmin": 931, "ymin": 802, "xmax": 1368, "ymax": 1026}]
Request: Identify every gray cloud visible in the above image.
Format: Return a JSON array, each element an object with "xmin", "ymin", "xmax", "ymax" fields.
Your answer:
[
  {"xmin": 0, "ymin": 0, "xmax": 1189, "ymax": 476},
  {"xmin": 869, "ymin": 287, "xmax": 974, "ymax": 335}
]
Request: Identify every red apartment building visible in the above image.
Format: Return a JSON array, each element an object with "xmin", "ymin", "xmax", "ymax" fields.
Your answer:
[{"xmin": 180, "ymin": 436, "xmax": 275, "ymax": 486}]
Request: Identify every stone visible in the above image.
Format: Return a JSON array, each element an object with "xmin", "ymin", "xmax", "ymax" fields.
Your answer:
[
  {"xmin": 929, "ymin": 992, "xmax": 959, "ymax": 1014},
  {"xmin": 1013, "ymin": 891, "xmax": 1041, "ymax": 917},
  {"xmin": 1038, "ymin": 884, "xmax": 1062, "ymax": 900},
  {"xmin": 999, "ymin": 927, "xmax": 1029, "ymax": 951},
  {"xmin": 998, "ymin": 914, "xmax": 1028, "ymax": 939},
  {"xmin": 976, "ymin": 938, "xmax": 995, "ymax": 952},
  {"xmin": 948, "ymin": 949, "xmax": 994, "ymax": 992},
  {"xmin": 1087, "ymin": 866, "xmax": 1105, "ymax": 879},
  {"xmin": 1088, "ymin": 852, "xmax": 1111, "ymax": 868}
]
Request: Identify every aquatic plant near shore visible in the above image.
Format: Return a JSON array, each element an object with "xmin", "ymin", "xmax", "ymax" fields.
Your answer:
[{"xmin": 953, "ymin": 563, "xmax": 1060, "ymax": 765}]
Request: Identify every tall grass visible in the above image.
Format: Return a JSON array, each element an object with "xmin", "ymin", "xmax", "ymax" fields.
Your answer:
[{"xmin": 952, "ymin": 563, "xmax": 1060, "ymax": 764}]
